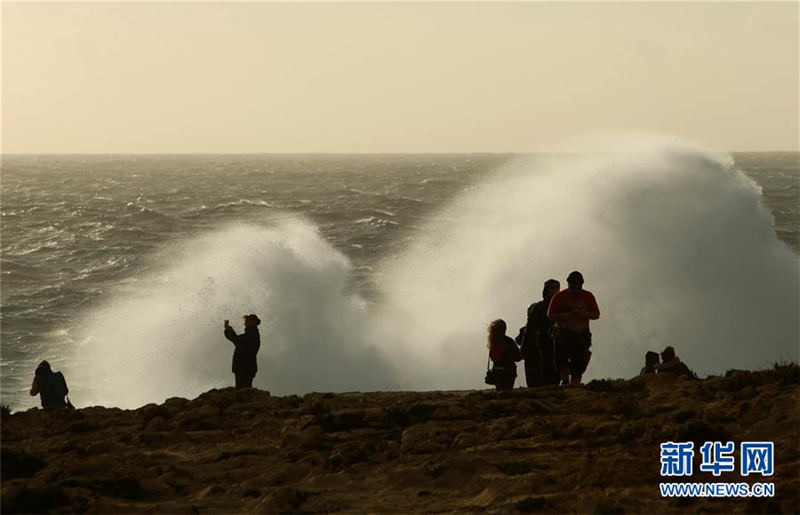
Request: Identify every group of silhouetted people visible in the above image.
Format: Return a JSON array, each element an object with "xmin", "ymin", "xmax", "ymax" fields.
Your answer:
[
  {"xmin": 29, "ymin": 276, "xmax": 700, "ymax": 409},
  {"xmin": 640, "ymin": 345, "xmax": 697, "ymax": 379},
  {"xmin": 487, "ymin": 270, "xmax": 600, "ymax": 390},
  {"xmin": 484, "ymin": 269, "xmax": 699, "ymax": 391}
]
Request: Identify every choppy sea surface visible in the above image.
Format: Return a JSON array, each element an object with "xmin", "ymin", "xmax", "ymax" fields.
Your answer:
[{"xmin": 1, "ymin": 152, "xmax": 797, "ymax": 409}]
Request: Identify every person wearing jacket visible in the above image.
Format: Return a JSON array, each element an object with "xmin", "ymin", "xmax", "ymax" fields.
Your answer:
[
  {"xmin": 224, "ymin": 314, "xmax": 261, "ymax": 389},
  {"xmin": 487, "ymin": 319, "xmax": 522, "ymax": 390},
  {"xmin": 521, "ymin": 279, "xmax": 561, "ymax": 387},
  {"xmin": 30, "ymin": 360, "xmax": 69, "ymax": 409}
]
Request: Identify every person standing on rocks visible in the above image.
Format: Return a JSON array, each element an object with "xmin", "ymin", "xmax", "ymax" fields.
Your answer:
[
  {"xmin": 521, "ymin": 279, "xmax": 561, "ymax": 387},
  {"xmin": 547, "ymin": 271, "xmax": 600, "ymax": 385},
  {"xmin": 224, "ymin": 314, "xmax": 261, "ymax": 389},
  {"xmin": 29, "ymin": 360, "xmax": 69, "ymax": 409},
  {"xmin": 487, "ymin": 319, "xmax": 522, "ymax": 390}
]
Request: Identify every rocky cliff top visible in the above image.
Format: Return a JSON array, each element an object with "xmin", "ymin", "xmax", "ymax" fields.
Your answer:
[{"xmin": 2, "ymin": 366, "xmax": 798, "ymax": 513}]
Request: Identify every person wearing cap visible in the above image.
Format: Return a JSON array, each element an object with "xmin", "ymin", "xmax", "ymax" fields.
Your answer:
[
  {"xmin": 520, "ymin": 279, "xmax": 561, "ymax": 387},
  {"xmin": 29, "ymin": 360, "xmax": 69, "ymax": 409},
  {"xmin": 546, "ymin": 271, "xmax": 600, "ymax": 385},
  {"xmin": 223, "ymin": 314, "xmax": 262, "ymax": 389}
]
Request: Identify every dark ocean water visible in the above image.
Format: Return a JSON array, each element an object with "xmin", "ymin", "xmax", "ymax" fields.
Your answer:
[{"xmin": 1, "ymin": 152, "xmax": 797, "ymax": 409}]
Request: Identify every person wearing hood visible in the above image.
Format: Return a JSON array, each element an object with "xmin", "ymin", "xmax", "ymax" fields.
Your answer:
[
  {"xmin": 224, "ymin": 314, "xmax": 262, "ymax": 389},
  {"xmin": 30, "ymin": 360, "xmax": 69, "ymax": 409},
  {"xmin": 521, "ymin": 279, "xmax": 561, "ymax": 386}
]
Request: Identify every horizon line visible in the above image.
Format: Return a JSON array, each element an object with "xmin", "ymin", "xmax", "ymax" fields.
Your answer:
[{"xmin": 2, "ymin": 150, "xmax": 798, "ymax": 156}]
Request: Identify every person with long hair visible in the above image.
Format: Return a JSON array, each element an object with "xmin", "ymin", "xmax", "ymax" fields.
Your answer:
[{"xmin": 487, "ymin": 319, "xmax": 521, "ymax": 390}]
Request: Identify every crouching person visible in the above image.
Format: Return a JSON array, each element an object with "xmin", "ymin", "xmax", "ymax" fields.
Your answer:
[
  {"xmin": 655, "ymin": 346, "xmax": 697, "ymax": 379},
  {"xmin": 30, "ymin": 360, "xmax": 69, "ymax": 409},
  {"xmin": 640, "ymin": 351, "xmax": 660, "ymax": 376}
]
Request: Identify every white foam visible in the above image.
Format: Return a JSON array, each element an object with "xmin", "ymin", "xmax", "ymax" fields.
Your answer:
[
  {"xmin": 373, "ymin": 136, "xmax": 799, "ymax": 389},
  {"xmin": 68, "ymin": 136, "xmax": 799, "ymax": 407},
  {"xmin": 69, "ymin": 220, "xmax": 398, "ymax": 408}
]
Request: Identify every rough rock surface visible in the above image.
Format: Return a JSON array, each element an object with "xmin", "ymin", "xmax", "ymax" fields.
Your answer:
[{"xmin": 2, "ymin": 366, "xmax": 798, "ymax": 513}]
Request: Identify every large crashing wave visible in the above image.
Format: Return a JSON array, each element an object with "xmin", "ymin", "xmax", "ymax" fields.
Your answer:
[
  {"xmin": 71, "ymin": 221, "xmax": 398, "ymax": 408},
  {"xmin": 70, "ymin": 138, "xmax": 799, "ymax": 407},
  {"xmin": 375, "ymin": 138, "xmax": 799, "ymax": 389}
]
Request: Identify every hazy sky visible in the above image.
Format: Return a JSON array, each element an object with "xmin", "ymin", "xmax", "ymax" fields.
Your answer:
[{"xmin": 2, "ymin": 1, "xmax": 798, "ymax": 153}]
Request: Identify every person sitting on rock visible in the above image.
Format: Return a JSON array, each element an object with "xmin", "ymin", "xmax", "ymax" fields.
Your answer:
[
  {"xmin": 224, "ymin": 314, "xmax": 262, "ymax": 389},
  {"xmin": 640, "ymin": 351, "xmax": 660, "ymax": 375},
  {"xmin": 654, "ymin": 346, "xmax": 697, "ymax": 379},
  {"xmin": 29, "ymin": 360, "xmax": 69, "ymax": 409},
  {"xmin": 487, "ymin": 319, "xmax": 521, "ymax": 391}
]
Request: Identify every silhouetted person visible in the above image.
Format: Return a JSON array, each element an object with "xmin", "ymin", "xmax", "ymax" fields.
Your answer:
[
  {"xmin": 547, "ymin": 271, "xmax": 600, "ymax": 385},
  {"xmin": 29, "ymin": 360, "xmax": 69, "ymax": 409},
  {"xmin": 655, "ymin": 346, "xmax": 697, "ymax": 379},
  {"xmin": 487, "ymin": 319, "xmax": 521, "ymax": 391},
  {"xmin": 521, "ymin": 279, "xmax": 561, "ymax": 387},
  {"xmin": 640, "ymin": 351, "xmax": 660, "ymax": 376},
  {"xmin": 224, "ymin": 314, "xmax": 261, "ymax": 389}
]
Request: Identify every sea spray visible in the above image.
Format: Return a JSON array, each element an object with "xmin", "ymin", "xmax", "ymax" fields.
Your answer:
[
  {"xmin": 70, "ymin": 220, "xmax": 398, "ymax": 408},
  {"xmin": 67, "ymin": 139, "xmax": 799, "ymax": 407},
  {"xmin": 373, "ymin": 138, "xmax": 799, "ymax": 390}
]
